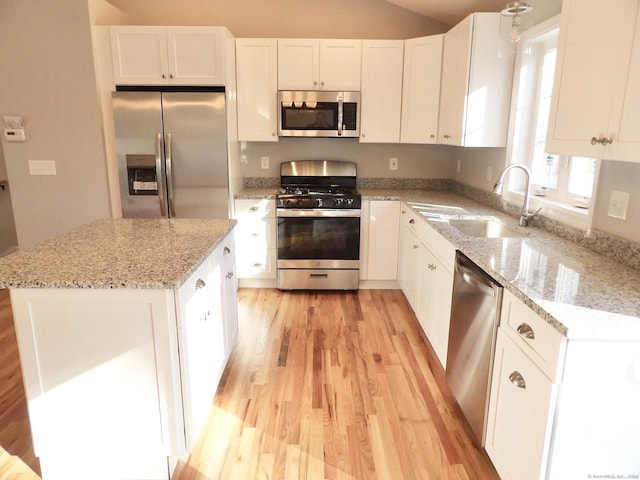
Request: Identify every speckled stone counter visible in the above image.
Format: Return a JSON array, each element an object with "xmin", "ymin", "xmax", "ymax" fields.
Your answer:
[
  {"xmin": 359, "ymin": 188, "xmax": 640, "ymax": 341},
  {"xmin": 236, "ymin": 186, "xmax": 640, "ymax": 340},
  {"xmin": 0, "ymin": 218, "xmax": 236, "ymax": 289}
]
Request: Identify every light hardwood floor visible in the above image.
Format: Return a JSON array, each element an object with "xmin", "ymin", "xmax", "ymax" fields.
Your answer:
[
  {"xmin": 0, "ymin": 289, "xmax": 40, "ymax": 479},
  {"xmin": 172, "ymin": 289, "xmax": 499, "ymax": 480},
  {"xmin": 0, "ymin": 288, "xmax": 498, "ymax": 479}
]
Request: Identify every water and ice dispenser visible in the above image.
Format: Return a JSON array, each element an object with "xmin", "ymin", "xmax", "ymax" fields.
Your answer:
[{"xmin": 126, "ymin": 155, "xmax": 158, "ymax": 196}]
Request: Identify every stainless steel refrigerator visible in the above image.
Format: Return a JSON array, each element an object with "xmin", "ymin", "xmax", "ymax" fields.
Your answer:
[{"xmin": 112, "ymin": 90, "xmax": 229, "ymax": 219}]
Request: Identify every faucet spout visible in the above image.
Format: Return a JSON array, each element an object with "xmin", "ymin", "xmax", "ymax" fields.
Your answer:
[{"xmin": 493, "ymin": 163, "xmax": 538, "ymax": 226}]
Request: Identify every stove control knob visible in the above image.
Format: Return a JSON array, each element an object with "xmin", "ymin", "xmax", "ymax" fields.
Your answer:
[
  {"xmin": 346, "ymin": 198, "xmax": 354, "ymax": 206},
  {"xmin": 334, "ymin": 198, "xmax": 345, "ymax": 207},
  {"xmin": 314, "ymin": 198, "xmax": 323, "ymax": 208},
  {"xmin": 286, "ymin": 199, "xmax": 296, "ymax": 208}
]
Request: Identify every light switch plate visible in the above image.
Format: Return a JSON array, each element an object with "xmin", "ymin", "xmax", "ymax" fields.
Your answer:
[
  {"xmin": 608, "ymin": 190, "xmax": 630, "ymax": 220},
  {"xmin": 28, "ymin": 160, "xmax": 56, "ymax": 176},
  {"xmin": 390, "ymin": 157, "xmax": 398, "ymax": 171},
  {"xmin": 260, "ymin": 156, "xmax": 269, "ymax": 169}
]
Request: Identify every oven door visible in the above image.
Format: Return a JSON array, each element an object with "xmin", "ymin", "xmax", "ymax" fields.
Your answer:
[{"xmin": 276, "ymin": 209, "xmax": 360, "ymax": 269}]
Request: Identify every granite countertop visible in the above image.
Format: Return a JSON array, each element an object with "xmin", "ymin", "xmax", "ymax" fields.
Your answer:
[
  {"xmin": 238, "ymin": 187, "xmax": 640, "ymax": 340},
  {"xmin": 0, "ymin": 218, "xmax": 236, "ymax": 289}
]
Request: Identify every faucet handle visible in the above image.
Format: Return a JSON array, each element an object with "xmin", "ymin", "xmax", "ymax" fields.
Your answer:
[{"xmin": 527, "ymin": 207, "xmax": 542, "ymax": 221}]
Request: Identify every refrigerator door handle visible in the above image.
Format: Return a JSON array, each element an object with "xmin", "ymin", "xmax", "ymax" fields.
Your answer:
[
  {"xmin": 155, "ymin": 133, "xmax": 167, "ymax": 217},
  {"xmin": 165, "ymin": 132, "xmax": 176, "ymax": 217}
]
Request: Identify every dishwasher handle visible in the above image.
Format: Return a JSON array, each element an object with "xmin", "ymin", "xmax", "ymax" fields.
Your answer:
[{"xmin": 455, "ymin": 253, "xmax": 500, "ymax": 298}]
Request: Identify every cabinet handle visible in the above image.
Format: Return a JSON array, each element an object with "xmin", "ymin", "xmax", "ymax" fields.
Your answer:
[
  {"xmin": 272, "ymin": 132, "xmax": 276, "ymax": 137},
  {"xmin": 430, "ymin": 134, "xmax": 435, "ymax": 139},
  {"xmin": 313, "ymin": 81, "xmax": 318, "ymax": 86},
  {"xmin": 320, "ymin": 81, "xmax": 325, "ymax": 87},
  {"xmin": 169, "ymin": 74, "xmax": 174, "ymax": 79},
  {"xmin": 428, "ymin": 263, "xmax": 436, "ymax": 270},
  {"xmin": 413, "ymin": 244, "xmax": 419, "ymax": 249},
  {"xmin": 250, "ymin": 232, "xmax": 260, "ymax": 237},
  {"xmin": 226, "ymin": 271, "xmax": 234, "ymax": 279},
  {"xmin": 509, "ymin": 371, "xmax": 527, "ymax": 389},
  {"xmin": 223, "ymin": 246, "xmax": 232, "ymax": 255},
  {"xmin": 195, "ymin": 278, "xmax": 206, "ymax": 290},
  {"xmin": 162, "ymin": 74, "xmax": 167, "ymax": 79},
  {"xmin": 516, "ymin": 323, "xmax": 535, "ymax": 340},
  {"xmin": 409, "ymin": 219, "xmax": 415, "ymax": 224},
  {"xmin": 444, "ymin": 134, "xmax": 451, "ymax": 139},
  {"xmin": 361, "ymin": 133, "xmax": 366, "ymax": 138},
  {"xmin": 249, "ymin": 206, "xmax": 259, "ymax": 212},
  {"xmin": 252, "ymin": 262, "xmax": 264, "ymax": 267}
]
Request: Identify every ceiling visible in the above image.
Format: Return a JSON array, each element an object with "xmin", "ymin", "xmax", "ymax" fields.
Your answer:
[{"xmin": 384, "ymin": 0, "xmax": 518, "ymax": 25}]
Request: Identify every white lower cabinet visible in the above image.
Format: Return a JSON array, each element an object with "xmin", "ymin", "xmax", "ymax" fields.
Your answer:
[
  {"xmin": 398, "ymin": 203, "xmax": 455, "ymax": 368},
  {"xmin": 486, "ymin": 330, "xmax": 556, "ymax": 480},
  {"xmin": 11, "ymin": 234, "xmax": 238, "ymax": 480},
  {"xmin": 365, "ymin": 201, "xmax": 400, "ymax": 280},
  {"xmin": 234, "ymin": 199, "xmax": 277, "ymax": 282}
]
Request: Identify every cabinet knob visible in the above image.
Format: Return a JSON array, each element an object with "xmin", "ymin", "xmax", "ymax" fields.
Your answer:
[
  {"xmin": 361, "ymin": 133, "xmax": 366, "ymax": 138},
  {"xmin": 516, "ymin": 323, "xmax": 535, "ymax": 340},
  {"xmin": 223, "ymin": 246, "xmax": 232, "ymax": 255},
  {"xmin": 444, "ymin": 134, "xmax": 451, "ymax": 139},
  {"xmin": 413, "ymin": 244, "xmax": 419, "ymax": 249},
  {"xmin": 226, "ymin": 271, "xmax": 234, "ymax": 279},
  {"xmin": 162, "ymin": 74, "xmax": 167, "ymax": 79},
  {"xmin": 509, "ymin": 371, "xmax": 527, "ymax": 389},
  {"xmin": 272, "ymin": 132, "xmax": 276, "ymax": 137},
  {"xmin": 320, "ymin": 81, "xmax": 325, "ymax": 87},
  {"xmin": 169, "ymin": 74, "xmax": 174, "ymax": 79},
  {"xmin": 313, "ymin": 81, "xmax": 318, "ymax": 86},
  {"xmin": 195, "ymin": 278, "xmax": 206, "ymax": 290}
]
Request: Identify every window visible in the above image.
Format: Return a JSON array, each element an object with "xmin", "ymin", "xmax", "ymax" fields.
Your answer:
[{"xmin": 505, "ymin": 16, "xmax": 599, "ymax": 219}]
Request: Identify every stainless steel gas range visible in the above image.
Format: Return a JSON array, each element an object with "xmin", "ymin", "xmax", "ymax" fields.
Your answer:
[{"xmin": 276, "ymin": 160, "xmax": 361, "ymax": 290}]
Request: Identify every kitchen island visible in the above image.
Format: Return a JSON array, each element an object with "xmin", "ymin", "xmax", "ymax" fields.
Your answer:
[{"xmin": 0, "ymin": 218, "xmax": 238, "ymax": 480}]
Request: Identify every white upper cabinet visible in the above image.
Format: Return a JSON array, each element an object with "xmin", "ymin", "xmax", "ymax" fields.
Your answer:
[
  {"xmin": 278, "ymin": 39, "xmax": 362, "ymax": 90},
  {"xmin": 359, "ymin": 40, "xmax": 404, "ymax": 143},
  {"xmin": 438, "ymin": 13, "xmax": 515, "ymax": 147},
  {"xmin": 236, "ymin": 38, "xmax": 279, "ymax": 142},
  {"xmin": 400, "ymin": 35, "xmax": 443, "ymax": 144},
  {"xmin": 546, "ymin": 0, "xmax": 640, "ymax": 162},
  {"xmin": 110, "ymin": 26, "xmax": 228, "ymax": 85}
]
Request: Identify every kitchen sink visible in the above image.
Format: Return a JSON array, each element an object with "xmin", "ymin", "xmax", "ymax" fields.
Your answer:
[{"xmin": 448, "ymin": 218, "xmax": 525, "ymax": 238}]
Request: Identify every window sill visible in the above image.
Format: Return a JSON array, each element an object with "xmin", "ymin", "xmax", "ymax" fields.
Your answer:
[{"xmin": 503, "ymin": 190, "xmax": 593, "ymax": 230}]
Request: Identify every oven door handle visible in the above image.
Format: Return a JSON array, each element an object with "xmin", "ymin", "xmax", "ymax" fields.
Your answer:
[{"xmin": 277, "ymin": 209, "xmax": 361, "ymax": 218}]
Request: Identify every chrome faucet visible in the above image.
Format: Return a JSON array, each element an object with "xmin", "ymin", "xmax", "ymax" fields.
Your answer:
[{"xmin": 493, "ymin": 164, "xmax": 540, "ymax": 226}]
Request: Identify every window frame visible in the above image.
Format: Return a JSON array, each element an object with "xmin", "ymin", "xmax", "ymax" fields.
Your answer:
[{"xmin": 502, "ymin": 14, "xmax": 601, "ymax": 230}]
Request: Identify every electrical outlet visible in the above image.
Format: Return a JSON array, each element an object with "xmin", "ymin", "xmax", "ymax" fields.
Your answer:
[
  {"xmin": 390, "ymin": 157, "xmax": 398, "ymax": 171},
  {"xmin": 608, "ymin": 190, "xmax": 630, "ymax": 220},
  {"xmin": 456, "ymin": 159, "xmax": 461, "ymax": 174},
  {"xmin": 486, "ymin": 165, "xmax": 493, "ymax": 182},
  {"xmin": 260, "ymin": 156, "xmax": 269, "ymax": 169}
]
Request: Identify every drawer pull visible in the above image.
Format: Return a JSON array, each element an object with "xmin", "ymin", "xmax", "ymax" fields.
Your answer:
[
  {"xmin": 249, "ymin": 206, "xmax": 259, "ymax": 212},
  {"xmin": 195, "ymin": 278, "xmax": 206, "ymax": 290},
  {"xmin": 226, "ymin": 271, "xmax": 234, "ymax": 279},
  {"xmin": 509, "ymin": 371, "xmax": 527, "ymax": 389},
  {"xmin": 517, "ymin": 323, "xmax": 535, "ymax": 340},
  {"xmin": 409, "ymin": 219, "xmax": 416, "ymax": 224},
  {"xmin": 223, "ymin": 246, "xmax": 231, "ymax": 255},
  {"xmin": 252, "ymin": 262, "xmax": 264, "ymax": 268}
]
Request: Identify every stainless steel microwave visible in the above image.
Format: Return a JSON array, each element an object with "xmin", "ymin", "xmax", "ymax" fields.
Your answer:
[{"xmin": 278, "ymin": 90, "xmax": 360, "ymax": 138}]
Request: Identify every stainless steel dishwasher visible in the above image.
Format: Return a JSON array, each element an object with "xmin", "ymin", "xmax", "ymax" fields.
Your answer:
[{"xmin": 445, "ymin": 251, "xmax": 503, "ymax": 446}]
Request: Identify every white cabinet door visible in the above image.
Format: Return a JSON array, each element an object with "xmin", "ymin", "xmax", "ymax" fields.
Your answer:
[
  {"xmin": 438, "ymin": 13, "xmax": 514, "ymax": 147},
  {"xmin": 111, "ymin": 26, "xmax": 169, "ymax": 85},
  {"xmin": 217, "ymin": 229, "xmax": 238, "ymax": 357},
  {"xmin": 277, "ymin": 39, "xmax": 361, "ymax": 90},
  {"xmin": 401, "ymin": 35, "xmax": 443, "ymax": 144},
  {"xmin": 236, "ymin": 38, "xmax": 279, "ymax": 141},
  {"xmin": 319, "ymin": 39, "xmax": 362, "ymax": 91},
  {"xmin": 399, "ymin": 227, "xmax": 421, "ymax": 311},
  {"xmin": 176, "ymin": 257, "xmax": 225, "ymax": 451},
  {"xmin": 546, "ymin": 0, "xmax": 640, "ymax": 161},
  {"xmin": 11, "ymin": 288, "xmax": 183, "ymax": 479},
  {"xmin": 278, "ymin": 39, "xmax": 320, "ymax": 90},
  {"xmin": 359, "ymin": 40, "xmax": 404, "ymax": 143},
  {"xmin": 110, "ymin": 26, "xmax": 227, "ymax": 86},
  {"xmin": 166, "ymin": 27, "xmax": 225, "ymax": 85},
  {"xmin": 366, "ymin": 201, "xmax": 400, "ymax": 280},
  {"xmin": 486, "ymin": 330, "xmax": 555, "ymax": 480}
]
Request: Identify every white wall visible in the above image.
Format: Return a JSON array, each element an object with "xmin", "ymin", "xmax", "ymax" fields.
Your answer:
[
  {"xmin": 0, "ymin": 148, "xmax": 18, "ymax": 255},
  {"xmin": 240, "ymin": 139, "xmax": 455, "ymax": 179},
  {"xmin": 0, "ymin": 0, "xmax": 111, "ymax": 248},
  {"xmin": 101, "ymin": 0, "xmax": 449, "ymax": 38}
]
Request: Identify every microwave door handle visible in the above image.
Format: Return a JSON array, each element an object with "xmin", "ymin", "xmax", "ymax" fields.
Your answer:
[
  {"xmin": 155, "ymin": 133, "xmax": 167, "ymax": 217},
  {"xmin": 337, "ymin": 94, "xmax": 343, "ymax": 136}
]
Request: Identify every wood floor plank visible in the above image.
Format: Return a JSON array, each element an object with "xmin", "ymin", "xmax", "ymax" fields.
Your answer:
[{"xmin": 173, "ymin": 288, "xmax": 499, "ymax": 480}]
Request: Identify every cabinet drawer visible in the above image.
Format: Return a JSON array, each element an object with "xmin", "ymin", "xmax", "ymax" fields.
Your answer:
[
  {"xmin": 237, "ymin": 248, "xmax": 276, "ymax": 279},
  {"xmin": 401, "ymin": 205, "xmax": 422, "ymax": 237},
  {"xmin": 236, "ymin": 218, "xmax": 276, "ymax": 248},
  {"xmin": 235, "ymin": 199, "xmax": 276, "ymax": 218},
  {"xmin": 501, "ymin": 290, "xmax": 566, "ymax": 382}
]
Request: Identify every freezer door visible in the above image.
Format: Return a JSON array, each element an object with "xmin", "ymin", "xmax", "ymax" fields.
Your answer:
[
  {"xmin": 113, "ymin": 91, "xmax": 167, "ymax": 218},
  {"xmin": 161, "ymin": 92, "xmax": 229, "ymax": 219}
]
